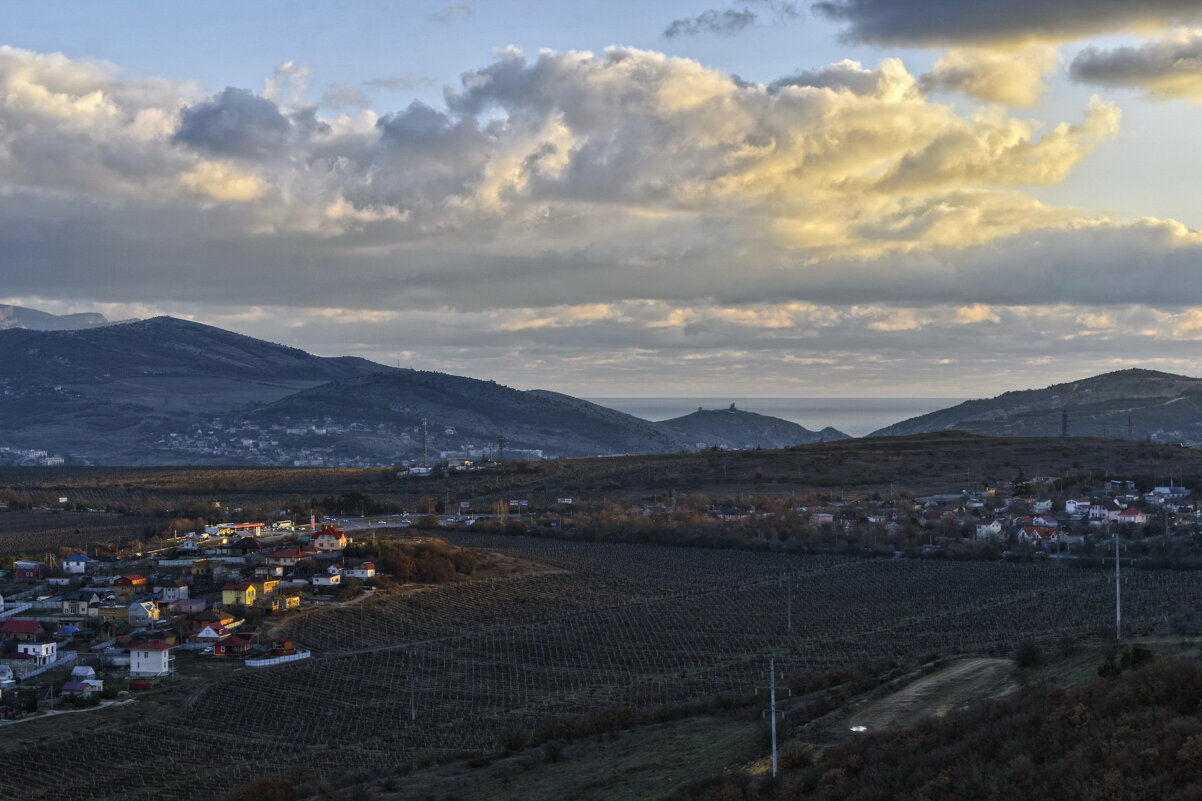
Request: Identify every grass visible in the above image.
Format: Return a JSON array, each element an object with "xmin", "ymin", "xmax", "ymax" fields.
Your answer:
[{"xmin": 372, "ymin": 716, "xmax": 759, "ymax": 801}]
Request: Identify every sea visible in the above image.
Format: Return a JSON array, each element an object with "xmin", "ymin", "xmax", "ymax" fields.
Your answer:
[{"xmin": 585, "ymin": 397, "xmax": 968, "ymax": 438}]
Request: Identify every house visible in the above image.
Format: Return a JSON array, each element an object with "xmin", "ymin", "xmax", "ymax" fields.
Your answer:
[
  {"xmin": 193, "ymin": 623, "xmax": 232, "ymax": 643},
  {"xmin": 128, "ymin": 601, "xmax": 160, "ymax": 627},
  {"xmin": 17, "ymin": 641, "xmax": 57, "ymax": 666},
  {"xmin": 46, "ymin": 572, "xmax": 74, "ymax": 588},
  {"xmin": 269, "ymin": 639, "xmax": 297, "ymax": 657},
  {"xmin": 250, "ymin": 578, "xmax": 280, "ymax": 598},
  {"xmin": 214, "ymin": 633, "xmax": 255, "ymax": 658},
  {"xmin": 13, "ymin": 560, "xmax": 44, "ymax": 581},
  {"xmin": 113, "ymin": 574, "xmax": 149, "ymax": 601},
  {"xmin": 314, "ymin": 526, "xmax": 349, "ymax": 552},
  {"xmin": 168, "ymin": 598, "xmax": 205, "ymax": 615},
  {"xmin": 221, "ymin": 582, "xmax": 257, "ymax": 607},
  {"xmin": 154, "ymin": 578, "xmax": 189, "ymax": 602},
  {"xmin": 311, "ymin": 571, "xmax": 341, "ymax": 588},
  {"xmin": 193, "ymin": 608, "xmax": 236, "ymax": 629},
  {"xmin": 230, "ymin": 537, "xmax": 263, "ymax": 556},
  {"xmin": 129, "ymin": 642, "xmax": 176, "ymax": 676},
  {"xmin": 96, "ymin": 605, "xmax": 131, "ymax": 624},
  {"xmin": 347, "ymin": 562, "xmax": 376, "ymax": 580},
  {"xmin": 254, "ymin": 564, "xmax": 285, "ymax": 578},
  {"xmin": 1017, "ymin": 526, "xmax": 1059, "ymax": 544},
  {"xmin": 975, "ymin": 520, "xmax": 1003, "ymax": 540},
  {"xmin": 1032, "ymin": 515, "xmax": 1060, "ymax": 529},
  {"xmin": 61, "ymin": 554, "xmax": 94, "ymax": 574},
  {"xmin": 265, "ymin": 548, "xmax": 319, "ymax": 568},
  {"xmin": 1114, "ymin": 507, "xmax": 1149, "ymax": 525},
  {"xmin": 60, "ymin": 681, "xmax": 97, "ymax": 698},
  {"xmin": 61, "ymin": 590, "xmax": 101, "ymax": 617},
  {"xmin": 1, "ymin": 620, "xmax": 41, "ymax": 642},
  {"xmin": 1065, "ymin": 499, "xmax": 1092, "ymax": 515}
]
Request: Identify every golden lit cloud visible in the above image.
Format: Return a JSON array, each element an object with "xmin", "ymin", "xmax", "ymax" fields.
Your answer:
[{"xmin": 180, "ymin": 161, "xmax": 267, "ymax": 202}]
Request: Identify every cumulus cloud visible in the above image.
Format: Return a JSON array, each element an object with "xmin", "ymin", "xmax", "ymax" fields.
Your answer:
[
  {"xmin": 1070, "ymin": 29, "xmax": 1202, "ymax": 100},
  {"xmin": 921, "ymin": 45, "xmax": 1060, "ymax": 106},
  {"xmin": 812, "ymin": 0, "xmax": 1202, "ymax": 46},
  {"xmin": 663, "ymin": 1, "xmax": 799, "ymax": 38},
  {"xmin": 2, "ymin": 44, "xmax": 1202, "ymax": 393},
  {"xmin": 173, "ymin": 87, "xmax": 293, "ymax": 159}
]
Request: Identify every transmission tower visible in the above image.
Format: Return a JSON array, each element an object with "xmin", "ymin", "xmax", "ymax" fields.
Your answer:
[
  {"xmin": 1060, "ymin": 410, "xmax": 1069, "ymax": 437},
  {"xmin": 420, "ymin": 417, "xmax": 428, "ymax": 462}
]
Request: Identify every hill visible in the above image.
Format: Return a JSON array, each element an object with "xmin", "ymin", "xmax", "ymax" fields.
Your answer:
[
  {"xmin": 659, "ymin": 404, "xmax": 848, "ymax": 449},
  {"xmin": 248, "ymin": 373, "xmax": 684, "ymax": 459},
  {"xmin": 871, "ymin": 369, "xmax": 1202, "ymax": 444},
  {"xmin": 0, "ymin": 303, "xmax": 114, "ymax": 331},
  {"xmin": 0, "ymin": 312, "xmax": 842, "ymax": 465}
]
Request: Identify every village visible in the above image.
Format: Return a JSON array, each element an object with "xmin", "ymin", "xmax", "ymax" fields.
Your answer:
[{"xmin": 0, "ymin": 520, "xmax": 380, "ymax": 721}]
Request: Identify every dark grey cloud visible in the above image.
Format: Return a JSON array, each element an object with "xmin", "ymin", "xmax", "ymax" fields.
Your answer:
[
  {"xmin": 663, "ymin": 1, "xmax": 799, "ymax": 38},
  {"xmin": 812, "ymin": 0, "xmax": 1202, "ymax": 45},
  {"xmin": 664, "ymin": 8, "xmax": 757, "ymax": 38},
  {"xmin": 769, "ymin": 59, "xmax": 894, "ymax": 93},
  {"xmin": 1069, "ymin": 32, "xmax": 1202, "ymax": 98},
  {"xmin": 173, "ymin": 87, "xmax": 292, "ymax": 159}
]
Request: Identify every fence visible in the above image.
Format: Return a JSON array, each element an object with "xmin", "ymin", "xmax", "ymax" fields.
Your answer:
[
  {"xmin": 245, "ymin": 650, "xmax": 312, "ymax": 668},
  {"xmin": 15, "ymin": 651, "xmax": 77, "ymax": 680},
  {"xmin": 0, "ymin": 603, "xmax": 32, "ymax": 619}
]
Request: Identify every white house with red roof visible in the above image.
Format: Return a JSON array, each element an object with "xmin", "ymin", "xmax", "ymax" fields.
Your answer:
[
  {"xmin": 314, "ymin": 526, "xmax": 350, "ymax": 552},
  {"xmin": 129, "ymin": 641, "xmax": 176, "ymax": 676}
]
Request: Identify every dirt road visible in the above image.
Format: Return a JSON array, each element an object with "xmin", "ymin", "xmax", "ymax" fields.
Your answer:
[{"xmin": 848, "ymin": 657, "xmax": 1017, "ymax": 732}]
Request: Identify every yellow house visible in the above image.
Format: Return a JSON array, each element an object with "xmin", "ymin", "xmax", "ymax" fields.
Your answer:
[
  {"xmin": 220, "ymin": 581, "xmax": 257, "ymax": 607},
  {"xmin": 251, "ymin": 578, "xmax": 280, "ymax": 598}
]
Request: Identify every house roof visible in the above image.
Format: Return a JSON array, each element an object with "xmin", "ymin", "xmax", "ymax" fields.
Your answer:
[
  {"xmin": 134, "ymin": 641, "xmax": 176, "ymax": 651},
  {"xmin": 221, "ymin": 581, "xmax": 255, "ymax": 591},
  {"xmin": 116, "ymin": 574, "xmax": 147, "ymax": 584},
  {"xmin": 1, "ymin": 620, "xmax": 40, "ymax": 635},
  {"xmin": 63, "ymin": 554, "xmax": 93, "ymax": 562}
]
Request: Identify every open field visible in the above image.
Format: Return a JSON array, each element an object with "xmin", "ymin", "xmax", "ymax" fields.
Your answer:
[
  {"xmin": 2, "ymin": 434, "xmax": 1202, "ymax": 514},
  {"xmin": 0, "ymin": 509, "xmax": 163, "ymax": 557},
  {"xmin": 5, "ymin": 530, "xmax": 1202, "ymax": 800}
]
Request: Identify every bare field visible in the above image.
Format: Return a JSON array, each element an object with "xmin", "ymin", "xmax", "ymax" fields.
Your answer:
[
  {"xmin": 0, "ymin": 509, "xmax": 163, "ymax": 557},
  {"xmin": 2, "ymin": 434, "xmax": 1201, "ymax": 513},
  {"xmin": 4, "ymin": 532, "xmax": 1202, "ymax": 800}
]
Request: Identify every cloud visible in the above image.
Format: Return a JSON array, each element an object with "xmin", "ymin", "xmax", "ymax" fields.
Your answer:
[
  {"xmin": 365, "ymin": 73, "xmax": 433, "ymax": 90},
  {"xmin": 179, "ymin": 160, "xmax": 267, "ymax": 202},
  {"xmin": 811, "ymin": 0, "xmax": 1202, "ymax": 46},
  {"xmin": 663, "ymin": 1, "xmax": 799, "ymax": 38},
  {"xmin": 262, "ymin": 60, "xmax": 310, "ymax": 106},
  {"xmin": 320, "ymin": 83, "xmax": 371, "ymax": 109},
  {"xmin": 173, "ymin": 87, "xmax": 293, "ymax": 159},
  {"xmin": 921, "ymin": 45, "xmax": 1060, "ymax": 106},
  {"xmin": 1070, "ymin": 29, "xmax": 1202, "ymax": 100},
  {"xmin": 664, "ymin": 8, "xmax": 758, "ymax": 38},
  {"xmin": 4, "ymin": 44, "xmax": 1202, "ymax": 395},
  {"xmin": 430, "ymin": 3, "xmax": 473, "ymax": 24}
]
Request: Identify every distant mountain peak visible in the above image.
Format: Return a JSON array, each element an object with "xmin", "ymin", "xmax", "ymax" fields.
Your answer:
[{"xmin": 0, "ymin": 303, "xmax": 115, "ymax": 332}]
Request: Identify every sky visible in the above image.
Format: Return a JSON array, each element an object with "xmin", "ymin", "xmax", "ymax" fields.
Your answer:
[{"xmin": 4, "ymin": 1, "xmax": 1202, "ymax": 397}]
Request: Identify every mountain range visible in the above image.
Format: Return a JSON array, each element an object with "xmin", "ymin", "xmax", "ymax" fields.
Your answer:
[
  {"xmin": 0, "ymin": 313, "xmax": 846, "ymax": 465},
  {"xmin": 871, "ymin": 369, "xmax": 1202, "ymax": 444}
]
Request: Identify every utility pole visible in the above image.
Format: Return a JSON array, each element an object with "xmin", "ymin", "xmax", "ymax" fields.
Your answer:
[
  {"xmin": 1128, "ymin": 415, "xmax": 1133, "ymax": 440},
  {"xmin": 420, "ymin": 417, "xmax": 428, "ymax": 463},
  {"xmin": 1114, "ymin": 530, "xmax": 1121, "ymax": 642},
  {"xmin": 1061, "ymin": 410, "xmax": 1069, "ymax": 437},
  {"xmin": 769, "ymin": 658, "xmax": 779, "ymax": 778}
]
